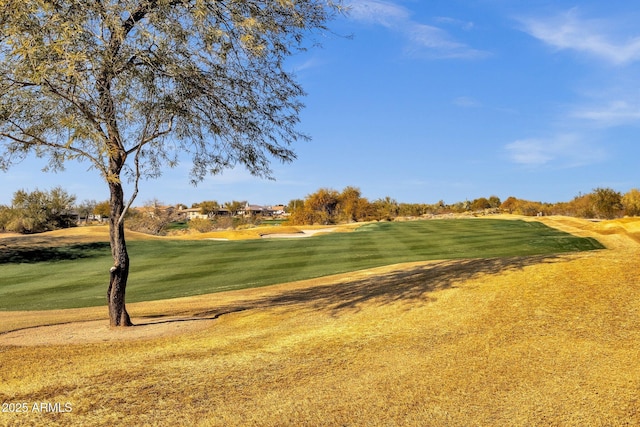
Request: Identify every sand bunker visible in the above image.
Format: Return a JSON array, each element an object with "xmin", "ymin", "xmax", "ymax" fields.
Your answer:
[{"xmin": 261, "ymin": 227, "xmax": 336, "ymax": 238}]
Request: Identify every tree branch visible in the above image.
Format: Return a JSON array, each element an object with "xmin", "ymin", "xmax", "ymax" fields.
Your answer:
[
  {"xmin": 0, "ymin": 128, "xmax": 108, "ymax": 178},
  {"xmin": 42, "ymin": 78, "xmax": 108, "ymax": 142},
  {"xmin": 125, "ymin": 116, "xmax": 175, "ymax": 156},
  {"xmin": 4, "ymin": 77, "xmax": 38, "ymax": 88},
  {"xmin": 118, "ymin": 141, "xmax": 143, "ymax": 226}
]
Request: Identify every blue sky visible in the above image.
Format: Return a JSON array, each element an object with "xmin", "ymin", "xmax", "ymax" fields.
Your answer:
[{"xmin": 2, "ymin": 0, "xmax": 640, "ymax": 207}]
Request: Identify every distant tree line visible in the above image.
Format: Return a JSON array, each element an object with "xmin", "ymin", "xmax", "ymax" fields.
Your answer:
[
  {"xmin": 502, "ymin": 188, "xmax": 639, "ymax": 220},
  {"xmin": 288, "ymin": 186, "xmax": 640, "ymax": 225},
  {"xmin": 286, "ymin": 187, "xmax": 504, "ymax": 225},
  {"xmin": 2, "ymin": 186, "xmax": 640, "ymax": 234}
]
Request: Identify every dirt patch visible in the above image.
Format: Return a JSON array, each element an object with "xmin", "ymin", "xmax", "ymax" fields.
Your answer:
[
  {"xmin": 0, "ymin": 317, "xmax": 218, "ymax": 346},
  {"xmin": 0, "ymin": 232, "xmax": 23, "ymax": 239}
]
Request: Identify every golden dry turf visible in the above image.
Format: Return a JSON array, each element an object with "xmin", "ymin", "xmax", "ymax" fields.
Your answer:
[{"xmin": 1, "ymin": 216, "xmax": 640, "ymax": 426}]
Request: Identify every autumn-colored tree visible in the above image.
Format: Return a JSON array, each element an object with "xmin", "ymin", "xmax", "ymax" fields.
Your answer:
[
  {"xmin": 556, "ymin": 193, "xmax": 594, "ymax": 218},
  {"xmin": 592, "ymin": 187, "xmax": 622, "ymax": 219},
  {"xmin": 517, "ymin": 200, "xmax": 545, "ymax": 216},
  {"xmin": 287, "ymin": 199, "xmax": 305, "ymax": 214},
  {"xmin": 500, "ymin": 197, "xmax": 518, "ymax": 214},
  {"xmin": 372, "ymin": 196, "xmax": 399, "ymax": 221},
  {"xmin": 499, "ymin": 197, "xmax": 549, "ymax": 216},
  {"xmin": 306, "ymin": 188, "xmax": 340, "ymax": 224},
  {"xmin": 0, "ymin": 0, "xmax": 340, "ymax": 326},
  {"xmin": 623, "ymin": 189, "xmax": 640, "ymax": 217},
  {"xmin": 470, "ymin": 197, "xmax": 490, "ymax": 211},
  {"xmin": 337, "ymin": 186, "xmax": 365, "ymax": 223},
  {"xmin": 94, "ymin": 201, "xmax": 111, "ymax": 219},
  {"xmin": 289, "ymin": 188, "xmax": 367, "ymax": 225},
  {"xmin": 288, "ymin": 199, "xmax": 312, "ymax": 225}
]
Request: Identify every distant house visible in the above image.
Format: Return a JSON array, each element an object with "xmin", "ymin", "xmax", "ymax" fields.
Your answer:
[
  {"xmin": 269, "ymin": 205, "xmax": 287, "ymax": 216},
  {"xmin": 88, "ymin": 214, "xmax": 105, "ymax": 222},
  {"xmin": 179, "ymin": 207, "xmax": 208, "ymax": 220},
  {"xmin": 135, "ymin": 204, "xmax": 176, "ymax": 218},
  {"xmin": 179, "ymin": 206, "xmax": 232, "ymax": 220},
  {"xmin": 239, "ymin": 203, "xmax": 288, "ymax": 217},
  {"xmin": 242, "ymin": 204, "xmax": 266, "ymax": 216},
  {"xmin": 179, "ymin": 203, "xmax": 285, "ymax": 219}
]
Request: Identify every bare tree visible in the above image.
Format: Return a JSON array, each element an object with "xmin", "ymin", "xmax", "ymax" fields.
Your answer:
[
  {"xmin": 0, "ymin": 0, "xmax": 342, "ymax": 326},
  {"xmin": 77, "ymin": 199, "xmax": 98, "ymax": 225}
]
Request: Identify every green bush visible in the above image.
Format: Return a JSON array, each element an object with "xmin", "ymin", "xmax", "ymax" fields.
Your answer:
[{"xmin": 2, "ymin": 187, "xmax": 76, "ymax": 233}]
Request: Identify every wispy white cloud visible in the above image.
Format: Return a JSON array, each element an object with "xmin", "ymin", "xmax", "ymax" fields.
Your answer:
[
  {"xmin": 519, "ymin": 8, "xmax": 640, "ymax": 65},
  {"xmin": 292, "ymin": 57, "xmax": 325, "ymax": 73},
  {"xmin": 452, "ymin": 96, "xmax": 481, "ymax": 108},
  {"xmin": 505, "ymin": 134, "xmax": 605, "ymax": 168},
  {"xmin": 571, "ymin": 99, "xmax": 640, "ymax": 127},
  {"xmin": 346, "ymin": 0, "xmax": 488, "ymax": 59},
  {"xmin": 347, "ymin": 0, "xmax": 410, "ymax": 26},
  {"xmin": 506, "ymin": 139, "xmax": 555, "ymax": 166},
  {"xmin": 405, "ymin": 24, "xmax": 487, "ymax": 59},
  {"xmin": 434, "ymin": 16, "xmax": 475, "ymax": 31}
]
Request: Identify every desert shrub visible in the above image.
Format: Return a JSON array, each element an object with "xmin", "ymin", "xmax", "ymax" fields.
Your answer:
[
  {"xmin": 5, "ymin": 215, "xmax": 31, "ymax": 234},
  {"xmin": 188, "ymin": 218, "xmax": 216, "ymax": 233},
  {"xmin": 236, "ymin": 223, "xmax": 257, "ymax": 230},
  {"xmin": 214, "ymin": 216, "xmax": 236, "ymax": 230},
  {"xmin": 0, "ymin": 206, "xmax": 14, "ymax": 232},
  {"xmin": 126, "ymin": 200, "xmax": 180, "ymax": 235},
  {"xmin": 3, "ymin": 187, "xmax": 76, "ymax": 233}
]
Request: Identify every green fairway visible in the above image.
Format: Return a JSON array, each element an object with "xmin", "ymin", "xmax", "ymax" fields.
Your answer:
[{"xmin": 0, "ymin": 219, "xmax": 603, "ymax": 311}]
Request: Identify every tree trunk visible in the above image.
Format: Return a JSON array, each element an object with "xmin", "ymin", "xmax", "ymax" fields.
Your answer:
[{"xmin": 107, "ymin": 180, "xmax": 133, "ymax": 327}]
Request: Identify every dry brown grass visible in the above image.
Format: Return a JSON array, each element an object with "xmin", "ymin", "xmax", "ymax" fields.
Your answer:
[{"xmin": 2, "ymin": 216, "xmax": 640, "ymax": 426}]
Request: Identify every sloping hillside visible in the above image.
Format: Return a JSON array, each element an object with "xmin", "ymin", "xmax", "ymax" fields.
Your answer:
[{"xmin": 1, "ymin": 217, "xmax": 639, "ymax": 426}]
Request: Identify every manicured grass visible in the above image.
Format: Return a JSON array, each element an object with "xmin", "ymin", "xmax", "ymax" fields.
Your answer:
[
  {"xmin": 0, "ymin": 219, "xmax": 603, "ymax": 310},
  {"xmin": 165, "ymin": 221, "xmax": 189, "ymax": 230}
]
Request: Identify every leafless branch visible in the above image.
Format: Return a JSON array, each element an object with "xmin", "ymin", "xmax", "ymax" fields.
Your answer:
[
  {"xmin": 118, "ymin": 141, "xmax": 143, "ymax": 226},
  {"xmin": 0, "ymin": 127, "xmax": 108, "ymax": 177}
]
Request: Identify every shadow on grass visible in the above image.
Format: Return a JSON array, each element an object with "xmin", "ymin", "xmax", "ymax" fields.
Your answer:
[
  {"xmin": 0, "ymin": 242, "xmax": 110, "ymax": 264},
  {"xmin": 137, "ymin": 253, "xmax": 572, "ymax": 327}
]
